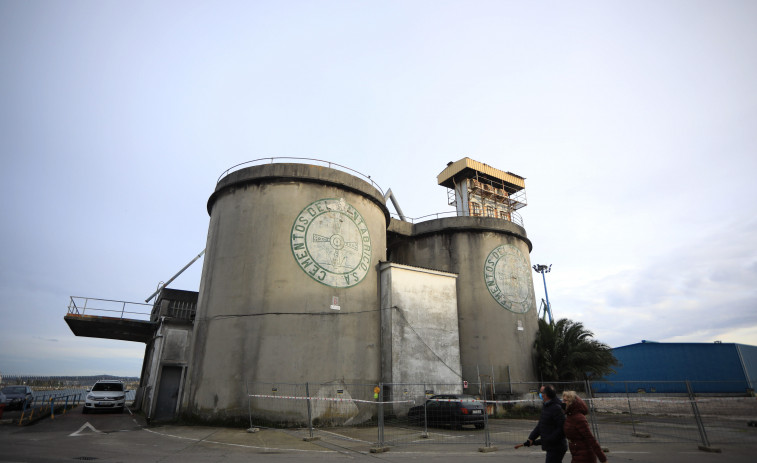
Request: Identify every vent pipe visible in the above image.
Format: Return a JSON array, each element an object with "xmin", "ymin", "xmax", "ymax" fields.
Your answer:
[
  {"xmin": 384, "ymin": 188, "xmax": 407, "ymax": 221},
  {"xmin": 145, "ymin": 249, "xmax": 206, "ymax": 303}
]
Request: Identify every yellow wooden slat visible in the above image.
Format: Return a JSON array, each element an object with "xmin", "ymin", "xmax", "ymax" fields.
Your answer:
[{"xmin": 437, "ymin": 157, "xmax": 525, "ymax": 189}]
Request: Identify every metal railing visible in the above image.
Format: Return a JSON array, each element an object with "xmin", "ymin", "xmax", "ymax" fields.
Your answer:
[
  {"xmin": 216, "ymin": 158, "xmax": 528, "ymax": 228},
  {"xmin": 2, "ymin": 375, "xmax": 140, "ymax": 425},
  {"xmin": 67, "ymin": 296, "xmax": 153, "ymax": 321},
  {"xmin": 390, "ymin": 209, "xmax": 524, "ymax": 228},
  {"xmin": 216, "ymin": 157, "xmax": 385, "ymax": 195},
  {"xmin": 17, "ymin": 392, "xmax": 83, "ymax": 425}
]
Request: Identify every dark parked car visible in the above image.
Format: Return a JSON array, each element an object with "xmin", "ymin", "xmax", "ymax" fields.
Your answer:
[
  {"xmin": 407, "ymin": 394, "xmax": 486, "ymax": 429},
  {"xmin": 1, "ymin": 385, "xmax": 34, "ymax": 410}
]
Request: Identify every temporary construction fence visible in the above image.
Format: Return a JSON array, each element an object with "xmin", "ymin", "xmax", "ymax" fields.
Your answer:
[{"xmin": 244, "ymin": 380, "xmax": 757, "ymax": 451}]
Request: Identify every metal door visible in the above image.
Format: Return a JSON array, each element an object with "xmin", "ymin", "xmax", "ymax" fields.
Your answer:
[{"xmin": 154, "ymin": 366, "xmax": 182, "ymax": 421}]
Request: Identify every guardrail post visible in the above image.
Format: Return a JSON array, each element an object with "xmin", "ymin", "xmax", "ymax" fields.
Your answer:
[
  {"xmin": 625, "ymin": 382, "xmax": 649, "ymax": 438},
  {"xmin": 378, "ymin": 383, "xmax": 384, "ymax": 447},
  {"xmin": 584, "ymin": 380, "xmax": 601, "ymax": 445},
  {"xmin": 423, "ymin": 383, "xmax": 429, "ymax": 436},
  {"xmin": 370, "ymin": 383, "xmax": 388, "ymax": 453},
  {"xmin": 482, "ymin": 384, "xmax": 492, "ymax": 449},
  {"xmin": 686, "ymin": 380, "xmax": 719, "ymax": 452},
  {"xmin": 245, "ymin": 380, "xmax": 254, "ymax": 431},
  {"xmin": 625, "ymin": 382, "xmax": 636, "ymax": 435},
  {"xmin": 306, "ymin": 382, "xmax": 314, "ymax": 439}
]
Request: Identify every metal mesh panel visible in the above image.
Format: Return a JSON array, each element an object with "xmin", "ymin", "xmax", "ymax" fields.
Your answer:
[
  {"xmin": 242, "ymin": 379, "xmax": 757, "ymax": 450},
  {"xmin": 382, "ymin": 383, "xmax": 488, "ymax": 447}
]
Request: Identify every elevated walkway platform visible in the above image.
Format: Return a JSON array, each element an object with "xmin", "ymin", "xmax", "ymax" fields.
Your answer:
[
  {"xmin": 64, "ymin": 313, "xmax": 156, "ymax": 343},
  {"xmin": 64, "ymin": 297, "xmax": 157, "ymax": 343}
]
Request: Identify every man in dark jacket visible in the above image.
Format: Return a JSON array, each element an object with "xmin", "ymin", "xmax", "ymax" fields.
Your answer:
[{"xmin": 524, "ymin": 385, "xmax": 568, "ymax": 463}]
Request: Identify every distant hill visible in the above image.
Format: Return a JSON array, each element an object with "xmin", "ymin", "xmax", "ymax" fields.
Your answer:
[{"xmin": 1, "ymin": 374, "xmax": 140, "ymax": 387}]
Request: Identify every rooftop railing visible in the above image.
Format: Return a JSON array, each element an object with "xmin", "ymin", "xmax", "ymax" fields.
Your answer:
[
  {"xmin": 390, "ymin": 210, "xmax": 524, "ymax": 228},
  {"xmin": 216, "ymin": 157, "xmax": 385, "ymax": 195}
]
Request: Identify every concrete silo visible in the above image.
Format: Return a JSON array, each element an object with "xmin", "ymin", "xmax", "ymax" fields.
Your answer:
[
  {"xmin": 387, "ymin": 158, "xmax": 538, "ymax": 393},
  {"xmin": 181, "ymin": 162, "xmax": 389, "ymax": 424}
]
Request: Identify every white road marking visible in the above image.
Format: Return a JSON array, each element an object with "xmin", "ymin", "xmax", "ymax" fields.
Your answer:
[{"xmin": 70, "ymin": 422, "xmax": 103, "ymax": 436}]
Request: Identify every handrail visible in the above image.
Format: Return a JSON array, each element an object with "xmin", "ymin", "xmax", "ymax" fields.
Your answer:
[
  {"xmin": 67, "ymin": 296, "xmax": 153, "ymax": 321},
  {"xmin": 216, "ymin": 157, "xmax": 384, "ymax": 195},
  {"xmin": 390, "ymin": 210, "xmax": 524, "ymax": 227},
  {"xmin": 18, "ymin": 392, "xmax": 84, "ymax": 425}
]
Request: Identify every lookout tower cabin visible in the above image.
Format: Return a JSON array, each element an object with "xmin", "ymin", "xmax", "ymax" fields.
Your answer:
[{"xmin": 437, "ymin": 157, "xmax": 527, "ymax": 226}]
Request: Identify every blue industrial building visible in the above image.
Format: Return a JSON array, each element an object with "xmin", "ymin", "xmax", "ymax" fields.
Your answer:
[{"xmin": 594, "ymin": 341, "xmax": 757, "ymax": 394}]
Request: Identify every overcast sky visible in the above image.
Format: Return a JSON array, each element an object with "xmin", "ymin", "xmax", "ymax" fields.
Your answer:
[{"xmin": 1, "ymin": 0, "xmax": 755, "ymax": 377}]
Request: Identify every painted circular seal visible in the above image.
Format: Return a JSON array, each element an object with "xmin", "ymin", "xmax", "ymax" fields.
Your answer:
[
  {"xmin": 483, "ymin": 244, "xmax": 534, "ymax": 313},
  {"xmin": 290, "ymin": 198, "xmax": 372, "ymax": 288}
]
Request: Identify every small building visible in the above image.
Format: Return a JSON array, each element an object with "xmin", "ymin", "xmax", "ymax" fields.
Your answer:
[
  {"xmin": 595, "ymin": 341, "xmax": 757, "ymax": 394},
  {"xmin": 136, "ymin": 288, "xmax": 197, "ymax": 421},
  {"xmin": 437, "ymin": 157, "xmax": 527, "ymax": 225}
]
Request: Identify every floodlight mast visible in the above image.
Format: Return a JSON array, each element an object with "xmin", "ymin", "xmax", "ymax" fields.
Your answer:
[{"xmin": 532, "ymin": 264, "xmax": 553, "ymax": 324}]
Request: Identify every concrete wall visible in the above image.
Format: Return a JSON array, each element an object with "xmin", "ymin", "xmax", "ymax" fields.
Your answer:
[
  {"xmin": 387, "ymin": 216, "xmax": 538, "ymax": 392},
  {"xmin": 138, "ymin": 320, "xmax": 193, "ymax": 420},
  {"xmin": 182, "ymin": 163, "xmax": 389, "ymax": 424},
  {"xmin": 379, "ymin": 262, "xmax": 462, "ymax": 413}
]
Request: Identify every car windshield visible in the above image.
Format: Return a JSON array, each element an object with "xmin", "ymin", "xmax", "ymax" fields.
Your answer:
[
  {"xmin": 92, "ymin": 383, "xmax": 124, "ymax": 392},
  {"xmin": 1, "ymin": 386, "xmax": 26, "ymax": 394}
]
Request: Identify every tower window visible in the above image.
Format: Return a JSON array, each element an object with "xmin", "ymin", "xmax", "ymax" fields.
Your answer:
[{"xmin": 470, "ymin": 202, "xmax": 481, "ymax": 216}]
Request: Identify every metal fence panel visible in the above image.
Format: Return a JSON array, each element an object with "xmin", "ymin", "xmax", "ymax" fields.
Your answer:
[{"xmin": 243, "ymin": 379, "xmax": 757, "ymax": 450}]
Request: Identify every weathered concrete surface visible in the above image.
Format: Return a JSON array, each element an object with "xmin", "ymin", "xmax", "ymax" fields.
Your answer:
[
  {"xmin": 137, "ymin": 320, "xmax": 193, "ymax": 420},
  {"xmin": 380, "ymin": 262, "xmax": 462, "ymax": 414},
  {"xmin": 183, "ymin": 163, "xmax": 388, "ymax": 424},
  {"xmin": 387, "ymin": 217, "xmax": 413, "ymax": 237},
  {"xmin": 387, "ymin": 216, "xmax": 538, "ymax": 391}
]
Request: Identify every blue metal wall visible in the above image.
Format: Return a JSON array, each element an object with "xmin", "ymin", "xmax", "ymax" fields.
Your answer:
[
  {"xmin": 594, "ymin": 342, "xmax": 754, "ymax": 393},
  {"xmin": 736, "ymin": 343, "xmax": 757, "ymax": 391}
]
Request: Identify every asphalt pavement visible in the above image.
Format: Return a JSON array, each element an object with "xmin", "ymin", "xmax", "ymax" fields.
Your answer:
[{"xmin": 1, "ymin": 406, "xmax": 756, "ymax": 462}]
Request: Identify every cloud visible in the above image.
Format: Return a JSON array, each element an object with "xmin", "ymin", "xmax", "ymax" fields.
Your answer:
[{"xmin": 554, "ymin": 219, "xmax": 757, "ymax": 347}]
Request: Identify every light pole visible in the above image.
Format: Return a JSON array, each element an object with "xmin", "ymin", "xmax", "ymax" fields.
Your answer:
[{"xmin": 532, "ymin": 264, "xmax": 553, "ymax": 324}]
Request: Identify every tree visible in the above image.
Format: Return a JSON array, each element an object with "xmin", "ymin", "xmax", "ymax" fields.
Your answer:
[{"xmin": 534, "ymin": 318, "xmax": 619, "ymax": 383}]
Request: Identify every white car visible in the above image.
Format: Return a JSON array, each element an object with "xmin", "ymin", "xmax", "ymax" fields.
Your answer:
[{"xmin": 83, "ymin": 380, "xmax": 127, "ymax": 413}]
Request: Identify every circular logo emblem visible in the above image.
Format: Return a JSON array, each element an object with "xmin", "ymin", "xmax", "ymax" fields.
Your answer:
[
  {"xmin": 291, "ymin": 198, "xmax": 372, "ymax": 288},
  {"xmin": 483, "ymin": 244, "xmax": 534, "ymax": 313}
]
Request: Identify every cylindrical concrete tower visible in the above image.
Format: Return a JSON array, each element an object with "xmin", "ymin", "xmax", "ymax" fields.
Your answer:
[
  {"xmin": 387, "ymin": 158, "xmax": 538, "ymax": 394},
  {"xmin": 387, "ymin": 216, "xmax": 538, "ymax": 392},
  {"xmin": 182, "ymin": 162, "xmax": 389, "ymax": 424}
]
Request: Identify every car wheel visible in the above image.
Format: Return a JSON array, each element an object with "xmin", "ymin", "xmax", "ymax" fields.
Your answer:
[
  {"xmin": 408, "ymin": 413, "xmax": 421, "ymax": 426},
  {"xmin": 475, "ymin": 423, "xmax": 485, "ymax": 429}
]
